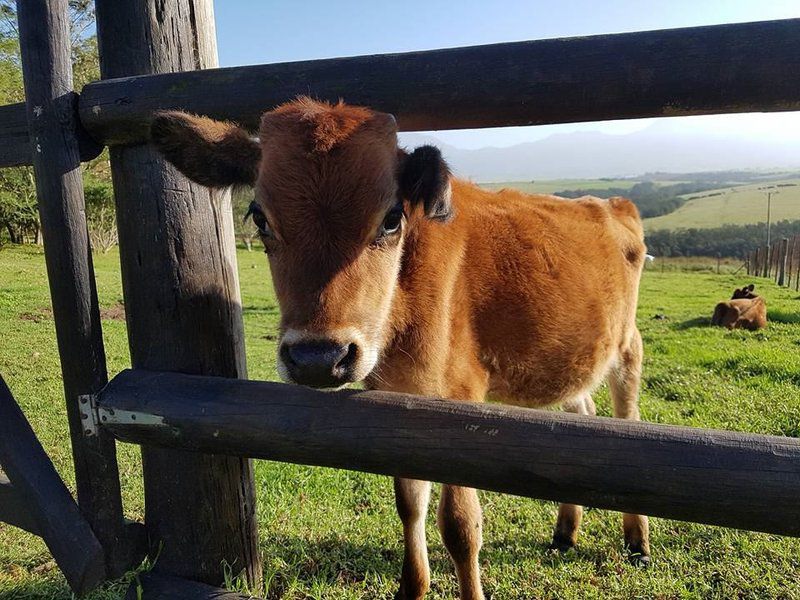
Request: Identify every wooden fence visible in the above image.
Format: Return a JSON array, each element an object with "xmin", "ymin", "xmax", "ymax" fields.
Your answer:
[
  {"xmin": 1, "ymin": 2, "xmax": 799, "ymax": 598},
  {"xmin": 746, "ymin": 235, "xmax": 800, "ymax": 290}
]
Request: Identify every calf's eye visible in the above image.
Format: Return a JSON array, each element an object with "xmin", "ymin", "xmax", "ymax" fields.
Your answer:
[
  {"xmin": 379, "ymin": 205, "xmax": 404, "ymax": 238},
  {"xmin": 244, "ymin": 200, "xmax": 272, "ymax": 237}
]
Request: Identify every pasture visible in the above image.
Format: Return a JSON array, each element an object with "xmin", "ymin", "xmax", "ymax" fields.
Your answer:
[
  {"xmin": 1, "ymin": 245, "xmax": 799, "ymax": 599},
  {"xmin": 644, "ymin": 179, "xmax": 800, "ymax": 231},
  {"xmin": 481, "ymin": 179, "xmax": 639, "ymax": 195}
]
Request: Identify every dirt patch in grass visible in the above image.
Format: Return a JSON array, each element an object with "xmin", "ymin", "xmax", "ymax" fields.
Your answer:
[
  {"xmin": 18, "ymin": 303, "xmax": 126, "ymax": 322},
  {"xmin": 18, "ymin": 307, "xmax": 52, "ymax": 323},
  {"xmin": 100, "ymin": 302, "xmax": 126, "ymax": 321}
]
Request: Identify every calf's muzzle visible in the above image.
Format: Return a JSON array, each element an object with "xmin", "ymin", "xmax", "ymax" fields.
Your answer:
[{"xmin": 280, "ymin": 339, "xmax": 359, "ymax": 388}]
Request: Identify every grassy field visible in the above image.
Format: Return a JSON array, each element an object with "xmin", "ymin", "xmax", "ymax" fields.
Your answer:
[
  {"xmin": 1, "ymin": 245, "xmax": 800, "ymax": 599},
  {"xmin": 480, "ymin": 178, "xmax": 800, "ymax": 231},
  {"xmin": 480, "ymin": 179, "xmax": 638, "ymax": 195},
  {"xmin": 643, "ymin": 180, "xmax": 800, "ymax": 231}
]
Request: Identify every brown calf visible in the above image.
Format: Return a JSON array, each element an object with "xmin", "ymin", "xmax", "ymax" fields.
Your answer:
[
  {"xmin": 151, "ymin": 98, "xmax": 649, "ymax": 600},
  {"xmin": 711, "ymin": 284, "xmax": 767, "ymax": 330}
]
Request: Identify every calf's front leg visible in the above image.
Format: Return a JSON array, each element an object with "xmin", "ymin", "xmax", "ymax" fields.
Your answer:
[{"xmin": 395, "ymin": 478, "xmax": 432, "ymax": 600}]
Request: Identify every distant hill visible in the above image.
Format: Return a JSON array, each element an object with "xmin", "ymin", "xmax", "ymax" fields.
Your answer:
[
  {"xmin": 481, "ymin": 172, "xmax": 800, "ymax": 223},
  {"xmin": 643, "ymin": 180, "xmax": 800, "ymax": 230},
  {"xmin": 399, "ymin": 123, "xmax": 800, "ymax": 181}
]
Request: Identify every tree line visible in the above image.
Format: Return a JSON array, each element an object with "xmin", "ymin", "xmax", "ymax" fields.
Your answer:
[
  {"xmin": 555, "ymin": 180, "xmax": 745, "ymax": 218},
  {"xmin": 645, "ymin": 219, "xmax": 800, "ymax": 258}
]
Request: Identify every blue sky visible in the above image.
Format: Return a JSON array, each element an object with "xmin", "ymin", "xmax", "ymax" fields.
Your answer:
[{"xmin": 213, "ymin": 1, "xmax": 800, "ymax": 149}]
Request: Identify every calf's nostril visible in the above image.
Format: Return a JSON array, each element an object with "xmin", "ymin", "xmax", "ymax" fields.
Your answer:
[
  {"xmin": 334, "ymin": 343, "xmax": 359, "ymax": 372},
  {"xmin": 280, "ymin": 344, "xmax": 295, "ymax": 367}
]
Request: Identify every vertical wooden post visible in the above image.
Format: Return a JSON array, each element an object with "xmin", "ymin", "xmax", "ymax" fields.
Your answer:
[
  {"xmin": 94, "ymin": 0, "xmax": 261, "ymax": 587},
  {"xmin": 777, "ymin": 238, "xmax": 789, "ymax": 287},
  {"xmin": 763, "ymin": 245, "xmax": 770, "ymax": 278},
  {"xmin": 795, "ymin": 236, "xmax": 800, "ymax": 292},
  {"xmin": 16, "ymin": 0, "xmax": 143, "ymax": 576}
]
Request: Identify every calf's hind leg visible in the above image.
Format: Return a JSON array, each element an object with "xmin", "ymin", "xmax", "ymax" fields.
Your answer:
[
  {"xmin": 550, "ymin": 394, "xmax": 596, "ymax": 551},
  {"xmin": 438, "ymin": 485, "xmax": 484, "ymax": 600},
  {"xmin": 609, "ymin": 329, "xmax": 651, "ymax": 565}
]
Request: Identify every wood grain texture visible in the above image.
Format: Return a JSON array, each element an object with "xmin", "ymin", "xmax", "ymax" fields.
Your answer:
[
  {"xmin": 0, "ymin": 102, "xmax": 33, "ymax": 167},
  {"xmin": 16, "ymin": 0, "xmax": 141, "ymax": 578},
  {"xmin": 124, "ymin": 572, "xmax": 262, "ymax": 600},
  {"xmin": 0, "ymin": 375, "xmax": 105, "ymax": 595},
  {"xmin": 100, "ymin": 369, "xmax": 800, "ymax": 538},
  {"xmin": 0, "ymin": 474, "xmax": 41, "ymax": 536},
  {"xmin": 94, "ymin": 0, "xmax": 261, "ymax": 587},
  {"xmin": 80, "ymin": 18, "xmax": 800, "ymax": 146},
  {"xmin": 0, "ymin": 100, "xmax": 101, "ymax": 168}
]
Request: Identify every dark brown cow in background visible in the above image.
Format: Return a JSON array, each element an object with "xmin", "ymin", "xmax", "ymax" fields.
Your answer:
[{"xmin": 712, "ymin": 284, "xmax": 767, "ymax": 330}]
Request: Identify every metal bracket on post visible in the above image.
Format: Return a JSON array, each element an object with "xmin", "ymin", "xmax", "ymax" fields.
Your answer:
[
  {"xmin": 78, "ymin": 395, "xmax": 98, "ymax": 437},
  {"xmin": 79, "ymin": 394, "xmax": 165, "ymax": 437}
]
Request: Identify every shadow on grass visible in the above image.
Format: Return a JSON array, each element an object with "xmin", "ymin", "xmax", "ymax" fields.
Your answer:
[
  {"xmin": 242, "ymin": 304, "xmax": 280, "ymax": 315},
  {"xmin": 672, "ymin": 317, "xmax": 711, "ymax": 330},
  {"xmin": 767, "ymin": 309, "xmax": 800, "ymax": 324}
]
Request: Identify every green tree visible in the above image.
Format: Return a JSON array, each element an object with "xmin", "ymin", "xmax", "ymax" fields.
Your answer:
[{"xmin": 0, "ymin": 1, "xmax": 115, "ymax": 250}]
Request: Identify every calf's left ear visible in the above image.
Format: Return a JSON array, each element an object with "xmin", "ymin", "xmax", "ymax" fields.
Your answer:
[
  {"xmin": 150, "ymin": 111, "xmax": 261, "ymax": 188},
  {"xmin": 399, "ymin": 145, "xmax": 453, "ymax": 221}
]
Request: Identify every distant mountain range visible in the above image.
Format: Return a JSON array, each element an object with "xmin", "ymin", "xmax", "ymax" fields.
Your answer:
[{"xmin": 399, "ymin": 122, "xmax": 800, "ymax": 181}]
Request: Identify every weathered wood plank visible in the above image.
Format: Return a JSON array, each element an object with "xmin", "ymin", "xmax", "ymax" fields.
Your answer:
[
  {"xmin": 0, "ymin": 102, "xmax": 32, "ymax": 167},
  {"xmin": 16, "ymin": 0, "xmax": 143, "ymax": 579},
  {"xmin": 0, "ymin": 99, "xmax": 102, "ymax": 169},
  {"xmin": 0, "ymin": 375, "xmax": 105, "ymax": 595},
  {"xmin": 94, "ymin": 0, "xmax": 261, "ymax": 587},
  {"xmin": 125, "ymin": 572, "xmax": 262, "ymax": 600},
  {"xmin": 80, "ymin": 18, "xmax": 800, "ymax": 146},
  {"xmin": 100, "ymin": 369, "xmax": 800, "ymax": 538},
  {"xmin": 0, "ymin": 474, "xmax": 41, "ymax": 536}
]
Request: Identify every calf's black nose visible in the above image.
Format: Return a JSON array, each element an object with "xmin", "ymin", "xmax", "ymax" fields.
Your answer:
[{"xmin": 281, "ymin": 340, "xmax": 358, "ymax": 388}]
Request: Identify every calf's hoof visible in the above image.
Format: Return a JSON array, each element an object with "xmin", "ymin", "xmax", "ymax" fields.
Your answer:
[
  {"xmin": 395, "ymin": 582, "xmax": 428, "ymax": 600},
  {"xmin": 548, "ymin": 532, "xmax": 577, "ymax": 553},
  {"xmin": 627, "ymin": 550, "xmax": 651, "ymax": 568}
]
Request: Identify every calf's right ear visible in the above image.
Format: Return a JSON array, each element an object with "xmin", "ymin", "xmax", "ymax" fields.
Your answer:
[
  {"xmin": 150, "ymin": 111, "xmax": 261, "ymax": 188},
  {"xmin": 399, "ymin": 145, "xmax": 453, "ymax": 221}
]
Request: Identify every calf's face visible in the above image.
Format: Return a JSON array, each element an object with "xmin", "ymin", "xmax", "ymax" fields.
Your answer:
[{"xmin": 151, "ymin": 99, "xmax": 451, "ymax": 388}]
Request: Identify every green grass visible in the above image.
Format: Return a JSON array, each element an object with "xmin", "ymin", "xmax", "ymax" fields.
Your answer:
[
  {"xmin": 480, "ymin": 179, "xmax": 639, "ymax": 195},
  {"xmin": 2, "ymin": 245, "xmax": 800, "ymax": 599},
  {"xmin": 644, "ymin": 180, "xmax": 800, "ymax": 230}
]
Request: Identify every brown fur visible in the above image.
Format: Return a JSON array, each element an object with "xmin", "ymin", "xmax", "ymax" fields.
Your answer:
[
  {"xmin": 711, "ymin": 284, "xmax": 767, "ymax": 330},
  {"xmin": 151, "ymin": 98, "xmax": 650, "ymax": 600}
]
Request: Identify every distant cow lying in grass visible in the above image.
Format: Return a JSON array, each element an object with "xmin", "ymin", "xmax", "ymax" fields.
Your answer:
[
  {"xmin": 151, "ymin": 98, "xmax": 650, "ymax": 600},
  {"xmin": 711, "ymin": 284, "xmax": 767, "ymax": 330}
]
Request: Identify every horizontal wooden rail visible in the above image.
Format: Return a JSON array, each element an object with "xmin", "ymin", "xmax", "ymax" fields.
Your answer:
[
  {"xmin": 0, "ymin": 95, "xmax": 103, "ymax": 168},
  {"xmin": 0, "ymin": 474, "xmax": 41, "ymax": 535},
  {"xmin": 98, "ymin": 369, "xmax": 800, "ymax": 538},
  {"xmin": 0, "ymin": 103, "xmax": 33, "ymax": 167},
  {"xmin": 79, "ymin": 18, "xmax": 800, "ymax": 146}
]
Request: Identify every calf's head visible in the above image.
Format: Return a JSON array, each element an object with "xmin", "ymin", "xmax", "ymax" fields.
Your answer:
[
  {"xmin": 732, "ymin": 284, "xmax": 757, "ymax": 300},
  {"xmin": 151, "ymin": 98, "xmax": 451, "ymax": 388}
]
